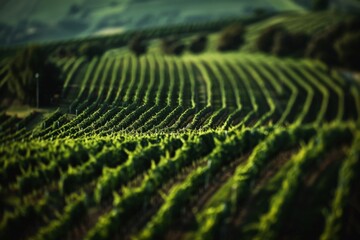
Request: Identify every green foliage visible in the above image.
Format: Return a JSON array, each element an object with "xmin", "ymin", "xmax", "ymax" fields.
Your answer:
[
  {"xmin": 160, "ymin": 36, "xmax": 186, "ymax": 55},
  {"xmin": 271, "ymin": 31, "xmax": 293, "ymax": 56},
  {"xmin": 6, "ymin": 45, "xmax": 44, "ymax": 103},
  {"xmin": 255, "ymin": 123, "xmax": 354, "ymax": 240},
  {"xmin": 256, "ymin": 25, "xmax": 310, "ymax": 57},
  {"xmin": 272, "ymin": 31, "xmax": 310, "ymax": 57},
  {"xmin": 312, "ymin": 0, "xmax": 329, "ymax": 11},
  {"xmin": 320, "ymin": 133, "xmax": 360, "ymax": 240},
  {"xmin": 305, "ymin": 25, "xmax": 341, "ymax": 67},
  {"xmin": 306, "ymin": 18, "xmax": 360, "ymax": 70},
  {"xmin": 335, "ymin": 32, "xmax": 360, "ymax": 71},
  {"xmin": 79, "ymin": 43, "xmax": 105, "ymax": 59},
  {"xmin": 34, "ymin": 193, "xmax": 87, "ymax": 240},
  {"xmin": 128, "ymin": 34, "xmax": 147, "ymax": 56},
  {"xmin": 0, "ymin": 29, "xmax": 359, "ymax": 240},
  {"xmin": 189, "ymin": 34, "xmax": 208, "ymax": 54},
  {"xmin": 256, "ymin": 25, "xmax": 283, "ymax": 53},
  {"xmin": 217, "ymin": 23, "xmax": 246, "ymax": 51},
  {"xmin": 2, "ymin": 45, "xmax": 62, "ymax": 106}
]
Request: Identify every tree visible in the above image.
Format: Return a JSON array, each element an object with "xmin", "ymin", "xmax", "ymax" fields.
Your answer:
[
  {"xmin": 161, "ymin": 36, "xmax": 185, "ymax": 55},
  {"xmin": 272, "ymin": 31, "xmax": 310, "ymax": 57},
  {"xmin": 291, "ymin": 32, "xmax": 310, "ymax": 53},
  {"xmin": 306, "ymin": 34, "xmax": 339, "ymax": 69},
  {"xmin": 189, "ymin": 34, "xmax": 207, "ymax": 54},
  {"xmin": 345, "ymin": 17, "xmax": 360, "ymax": 32},
  {"xmin": 171, "ymin": 43, "xmax": 186, "ymax": 55},
  {"xmin": 40, "ymin": 62, "xmax": 63, "ymax": 105},
  {"xmin": 217, "ymin": 23, "xmax": 246, "ymax": 51},
  {"xmin": 304, "ymin": 20, "xmax": 360, "ymax": 71},
  {"xmin": 256, "ymin": 25, "xmax": 283, "ymax": 53},
  {"xmin": 161, "ymin": 36, "xmax": 177, "ymax": 54},
  {"xmin": 271, "ymin": 31, "xmax": 293, "ymax": 56},
  {"xmin": 55, "ymin": 46, "xmax": 78, "ymax": 58},
  {"xmin": 305, "ymin": 23, "xmax": 348, "ymax": 68},
  {"xmin": 79, "ymin": 43, "xmax": 105, "ymax": 59},
  {"xmin": 312, "ymin": 0, "xmax": 329, "ymax": 11},
  {"xmin": 255, "ymin": 24, "xmax": 310, "ymax": 57},
  {"xmin": 56, "ymin": 47, "xmax": 68, "ymax": 58},
  {"xmin": 335, "ymin": 32, "xmax": 360, "ymax": 71},
  {"xmin": 4, "ymin": 45, "xmax": 63, "ymax": 106},
  {"xmin": 6, "ymin": 46, "xmax": 46, "ymax": 105},
  {"xmin": 128, "ymin": 34, "xmax": 147, "ymax": 56}
]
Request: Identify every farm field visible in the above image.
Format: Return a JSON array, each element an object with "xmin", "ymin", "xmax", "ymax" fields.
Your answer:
[{"xmin": 1, "ymin": 7, "xmax": 360, "ymax": 240}]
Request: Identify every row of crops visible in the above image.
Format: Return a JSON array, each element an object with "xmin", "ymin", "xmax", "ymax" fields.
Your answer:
[
  {"xmin": 1, "ymin": 36, "xmax": 360, "ymax": 239},
  {"xmin": 58, "ymin": 52, "xmax": 360, "ymax": 127},
  {"xmin": 1, "ymin": 120, "xmax": 359, "ymax": 239},
  {"xmin": 0, "ymin": 52, "xmax": 358, "ymax": 144}
]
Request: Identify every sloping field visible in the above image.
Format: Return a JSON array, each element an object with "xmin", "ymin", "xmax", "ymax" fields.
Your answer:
[
  {"xmin": 0, "ymin": 49, "xmax": 359, "ymax": 240},
  {"xmin": 56, "ymin": 52, "xmax": 359, "ymax": 132}
]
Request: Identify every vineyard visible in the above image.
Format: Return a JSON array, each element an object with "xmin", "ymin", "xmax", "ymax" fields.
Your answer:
[{"xmin": 1, "ymin": 11, "xmax": 360, "ymax": 240}]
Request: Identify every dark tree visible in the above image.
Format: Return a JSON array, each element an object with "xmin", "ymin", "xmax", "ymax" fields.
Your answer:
[
  {"xmin": 271, "ymin": 31, "xmax": 293, "ymax": 56},
  {"xmin": 38, "ymin": 62, "xmax": 63, "ymax": 106},
  {"xmin": 324, "ymin": 22, "xmax": 347, "ymax": 42},
  {"xmin": 306, "ymin": 34, "xmax": 339, "ymax": 68},
  {"xmin": 312, "ymin": 0, "xmax": 329, "ymax": 11},
  {"xmin": 55, "ymin": 46, "xmax": 78, "ymax": 58},
  {"xmin": 345, "ymin": 17, "xmax": 360, "ymax": 32},
  {"xmin": 305, "ymin": 22, "xmax": 348, "ymax": 68},
  {"xmin": 56, "ymin": 47, "xmax": 68, "ymax": 58},
  {"xmin": 256, "ymin": 23, "xmax": 310, "ymax": 57},
  {"xmin": 189, "ymin": 34, "xmax": 208, "ymax": 53},
  {"xmin": 79, "ymin": 43, "xmax": 105, "ymax": 59},
  {"xmin": 128, "ymin": 35, "xmax": 147, "ymax": 56},
  {"xmin": 160, "ymin": 36, "xmax": 185, "ymax": 55},
  {"xmin": 274, "ymin": 31, "xmax": 310, "ymax": 57},
  {"xmin": 7, "ymin": 46, "xmax": 47, "ymax": 105},
  {"xmin": 161, "ymin": 36, "xmax": 178, "ymax": 54},
  {"xmin": 335, "ymin": 32, "xmax": 360, "ymax": 71},
  {"xmin": 256, "ymin": 25, "xmax": 283, "ymax": 53},
  {"xmin": 217, "ymin": 23, "xmax": 246, "ymax": 51},
  {"xmin": 171, "ymin": 43, "xmax": 186, "ymax": 55},
  {"xmin": 4, "ymin": 45, "xmax": 63, "ymax": 106},
  {"xmin": 291, "ymin": 32, "xmax": 310, "ymax": 52}
]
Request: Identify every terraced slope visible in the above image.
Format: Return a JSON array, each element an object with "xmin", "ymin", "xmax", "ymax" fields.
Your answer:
[
  {"xmin": 3, "ymin": 52, "xmax": 358, "ymax": 142},
  {"xmin": 0, "ymin": 50, "xmax": 359, "ymax": 240}
]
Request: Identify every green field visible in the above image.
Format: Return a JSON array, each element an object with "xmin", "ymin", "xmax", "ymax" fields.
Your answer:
[
  {"xmin": 0, "ymin": 0, "xmax": 306, "ymax": 45},
  {"xmin": 1, "ymin": 8, "xmax": 360, "ymax": 240}
]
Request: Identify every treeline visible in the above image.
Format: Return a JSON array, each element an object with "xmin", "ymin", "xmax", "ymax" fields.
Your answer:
[
  {"xmin": 128, "ymin": 33, "xmax": 209, "ymax": 56},
  {"xmin": 0, "ymin": 46, "xmax": 63, "ymax": 107},
  {"xmin": 45, "ymin": 9, "xmax": 274, "ymax": 60},
  {"xmin": 52, "ymin": 21, "xmax": 246, "ymax": 58},
  {"xmin": 54, "ymin": 32, "xmax": 210, "ymax": 58},
  {"xmin": 126, "ymin": 23, "xmax": 247, "ymax": 56},
  {"xmin": 255, "ymin": 17, "xmax": 360, "ymax": 71}
]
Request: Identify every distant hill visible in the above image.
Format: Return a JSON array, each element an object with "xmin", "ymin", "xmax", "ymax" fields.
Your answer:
[
  {"xmin": 293, "ymin": 0, "xmax": 360, "ymax": 12},
  {"xmin": 0, "ymin": 0, "xmax": 305, "ymax": 46}
]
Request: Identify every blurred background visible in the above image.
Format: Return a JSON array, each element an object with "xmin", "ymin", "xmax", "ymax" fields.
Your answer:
[{"xmin": 1, "ymin": 0, "xmax": 359, "ymax": 46}]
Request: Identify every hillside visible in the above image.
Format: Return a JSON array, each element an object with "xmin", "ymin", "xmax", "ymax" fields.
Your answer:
[
  {"xmin": 0, "ymin": 0, "xmax": 305, "ymax": 46},
  {"xmin": 0, "ymin": 9, "xmax": 360, "ymax": 240}
]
